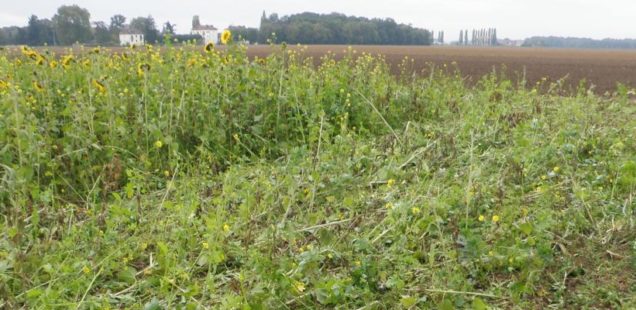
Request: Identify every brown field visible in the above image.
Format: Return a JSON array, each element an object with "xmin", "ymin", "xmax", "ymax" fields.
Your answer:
[
  {"xmin": 12, "ymin": 44, "xmax": 636, "ymax": 93},
  {"xmin": 245, "ymin": 45, "xmax": 636, "ymax": 94}
]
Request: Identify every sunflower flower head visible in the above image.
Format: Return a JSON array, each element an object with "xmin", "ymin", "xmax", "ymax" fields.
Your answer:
[
  {"xmin": 92, "ymin": 79, "xmax": 106, "ymax": 94},
  {"xmin": 204, "ymin": 42, "xmax": 215, "ymax": 53},
  {"xmin": 32, "ymin": 81, "xmax": 44, "ymax": 92},
  {"xmin": 137, "ymin": 63, "xmax": 151, "ymax": 76},
  {"xmin": 62, "ymin": 55, "xmax": 75, "ymax": 68},
  {"xmin": 221, "ymin": 30, "xmax": 232, "ymax": 45}
]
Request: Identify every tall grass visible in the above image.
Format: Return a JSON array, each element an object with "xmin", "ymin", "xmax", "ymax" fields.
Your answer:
[{"xmin": 0, "ymin": 44, "xmax": 634, "ymax": 308}]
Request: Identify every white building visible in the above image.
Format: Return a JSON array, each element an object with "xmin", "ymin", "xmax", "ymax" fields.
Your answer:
[
  {"xmin": 192, "ymin": 25, "xmax": 218, "ymax": 45},
  {"xmin": 191, "ymin": 16, "xmax": 219, "ymax": 45},
  {"xmin": 119, "ymin": 29, "xmax": 145, "ymax": 46}
]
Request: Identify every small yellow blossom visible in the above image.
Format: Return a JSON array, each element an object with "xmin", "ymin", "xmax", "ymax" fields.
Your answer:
[
  {"xmin": 492, "ymin": 215, "xmax": 500, "ymax": 223},
  {"xmin": 163, "ymin": 170, "xmax": 170, "ymax": 177},
  {"xmin": 293, "ymin": 280, "xmax": 305, "ymax": 293},
  {"xmin": 387, "ymin": 179, "xmax": 396, "ymax": 188},
  {"xmin": 478, "ymin": 215, "xmax": 485, "ymax": 222},
  {"xmin": 411, "ymin": 207, "xmax": 421, "ymax": 215},
  {"xmin": 154, "ymin": 140, "xmax": 163, "ymax": 149},
  {"xmin": 385, "ymin": 203, "xmax": 394, "ymax": 210},
  {"xmin": 553, "ymin": 166, "xmax": 560, "ymax": 173},
  {"xmin": 202, "ymin": 241, "xmax": 209, "ymax": 249},
  {"xmin": 223, "ymin": 223, "xmax": 230, "ymax": 233},
  {"xmin": 82, "ymin": 265, "xmax": 91, "ymax": 274}
]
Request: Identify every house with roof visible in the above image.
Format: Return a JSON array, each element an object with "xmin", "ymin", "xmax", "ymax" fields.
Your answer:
[
  {"xmin": 119, "ymin": 28, "xmax": 144, "ymax": 46},
  {"xmin": 191, "ymin": 15, "xmax": 219, "ymax": 45}
]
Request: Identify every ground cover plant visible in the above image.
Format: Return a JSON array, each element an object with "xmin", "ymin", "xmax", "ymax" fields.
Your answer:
[{"xmin": 0, "ymin": 43, "xmax": 635, "ymax": 309}]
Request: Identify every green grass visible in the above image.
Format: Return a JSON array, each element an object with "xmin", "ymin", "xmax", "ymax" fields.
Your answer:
[{"xmin": 1, "ymin": 44, "xmax": 635, "ymax": 309}]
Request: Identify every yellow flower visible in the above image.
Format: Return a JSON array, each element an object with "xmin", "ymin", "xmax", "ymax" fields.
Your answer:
[
  {"xmin": 137, "ymin": 63, "xmax": 151, "ymax": 76},
  {"xmin": 384, "ymin": 203, "xmax": 394, "ymax": 210},
  {"xmin": 49, "ymin": 61, "xmax": 58, "ymax": 69},
  {"xmin": 387, "ymin": 179, "xmax": 396, "ymax": 188},
  {"xmin": 293, "ymin": 280, "xmax": 305, "ymax": 293},
  {"xmin": 204, "ymin": 42, "xmax": 215, "ymax": 53},
  {"xmin": 62, "ymin": 55, "xmax": 74, "ymax": 68},
  {"xmin": 36, "ymin": 56, "xmax": 46, "ymax": 66},
  {"xmin": 154, "ymin": 140, "xmax": 163, "ymax": 148},
  {"xmin": 478, "ymin": 215, "xmax": 485, "ymax": 222},
  {"xmin": 82, "ymin": 265, "xmax": 91, "ymax": 274},
  {"xmin": 223, "ymin": 223, "xmax": 230, "ymax": 233},
  {"xmin": 492, "ymin": 215, "xmax": 500, "ymax": 223},
  {"xmin": 221, "ymin": 30, "xmax": 232, "ymax": 44},
  {"xmin": 553, "ymin": 166, "xmax": 560, "ymax": 173},
  {"xmin": 163, "ymin": 170, "xmax": 170, "ymax": 177},
  {"xmin": 92, "ymin": 79, "xmax": 106, "ymax": 94},
  {"xmin": 32, "ymin": 81, "xmax": 44, "ymax": 92},
  {"xmin": 201, "ymin": 241, "xmax": 209, "ymax": 249},
  {"xmin": 411, "ymin": 207, "xmax": 421, "ymax": 215}
]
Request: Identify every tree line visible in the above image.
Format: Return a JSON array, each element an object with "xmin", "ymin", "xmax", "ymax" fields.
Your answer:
[
  {"xmin": 257, "ymin": 12, "xmax": 432, "ymax": 45},
  {"xmin": 522, "ymin": 36, "xmax": 636, "ymax": 49},
  {"xmin": 0, "ymin": 6, "xmax": 434, "ymax": 46},
  {"xmin": 457, "ymin": 28, "xmax": 498, "ymax": 46},
  {"xmin": 0, "ymin": 5, "xmax": 198, "ymax": 46}
]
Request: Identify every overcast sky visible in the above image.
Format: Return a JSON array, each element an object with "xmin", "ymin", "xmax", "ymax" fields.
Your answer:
[{"xmin": 2, "ymin": 0, "xmax": 635, "ymax": 41}]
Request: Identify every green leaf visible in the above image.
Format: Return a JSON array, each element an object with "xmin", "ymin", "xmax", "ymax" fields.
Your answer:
[
  {"xmin": 519, "ymin": 222, "xmax": 533, "ymax": 235},
  {"xmin": 472, "ymin": 297, "xmax": 489, "ymax": 310},
  {"xmin": 400, "ymin": 296, "xmax": 418, "ymax": 308}
]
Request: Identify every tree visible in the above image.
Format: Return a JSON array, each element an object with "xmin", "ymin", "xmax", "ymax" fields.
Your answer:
[
  {"xmin": 108, "ymin": 14, "xmax": 126, "ymax": 43},
  {"xmin": 229, "ymin": 25, "xmax": 259, "ymax": 43},
  {"xmin": 53, "ymin": 5, "xmax": 93, "ymax": 45},
  {"xmin": 130, "ymin": 16, "xmax": 160, "ymax": 44},
  {"xmin": 464, "ymin": 30, "xmax": 469, "ymax": 45},
  {"xmin": 110, "ymin": 14, "xmax": 126, "ymax": 31},
  {"xmin": 93, "ymin": 21, "xmax": 112, "ymax": 45},
  {"xmin": 26, "ymin": 15, "xmax": 55, "ymax": 45},
  {"xmin": 459, "ymin": 30, "xmax": 463, "ymax": 45},
  {"xmin": 162, "ymin": 22, "xmax": 175, "ymax": 35}
]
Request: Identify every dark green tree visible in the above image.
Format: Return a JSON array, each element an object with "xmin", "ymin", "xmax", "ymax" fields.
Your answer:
[
  {"xmin": 130, "ymin": 16, "xmax": 160, "ymax": 44},
  {"xmin": 26, "ymin": 15, "xmax": 55, "ymax": 45},
  {"xmin": 52, "ymin": 5, "xmax": 93, "ymax": 45},
  {"xmin": 109, "ymin": 15, "xmax": 126, "ymax": 43},
  {"xmin": 93, "ymin": 21, "xmax": 112, "ymax": 45},
  {"xmin": 162, "ymin": 22, "xmax": 175, "ymax": 35}
]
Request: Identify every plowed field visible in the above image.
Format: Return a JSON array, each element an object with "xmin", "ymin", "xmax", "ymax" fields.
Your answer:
[{"xmin": 246, "ymin": 45, "xmax": 636, "ymax": 93}]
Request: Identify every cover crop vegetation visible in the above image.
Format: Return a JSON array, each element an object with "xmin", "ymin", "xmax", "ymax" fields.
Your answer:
[{"xmin": 0, "ymin": 43, "xmax": 635, "ymax": 309}]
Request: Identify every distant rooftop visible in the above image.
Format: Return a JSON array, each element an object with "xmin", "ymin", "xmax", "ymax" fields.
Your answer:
[
  {"xmin": 193, "ymin": 25, "xmax": 217, "ymax": 31},
  {"xmin": 120, "ymin": 27, "xmax": 143, "ymax": 35}
]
